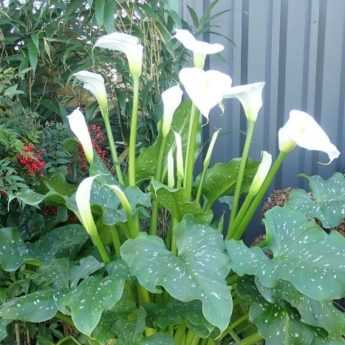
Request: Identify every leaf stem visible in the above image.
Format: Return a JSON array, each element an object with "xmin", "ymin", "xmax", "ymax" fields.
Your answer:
[
  {"xmin": 227, "ymin": 120, "xmax": 256, "ymax": 237},
  {"xmin": 102, "ymin": 108, "xmax": 124, "ymax": 185},
  {"xmin": 111, "ymin": 228, "xmax": 121, "ymax": 256},
  {"xmin": 128, "ymin": 77, "xmax": 140, "ymax": 186},
  {"xmin": 230, "ymin": 151, "xmax": 287, "ymax": 240},
  {"xmin": 184, "ymin": 104, "xmax": 199, "ymax": 200},
  {"xmin": 150, "ymin": 135, "xmax": 168, "ymax": 235}
]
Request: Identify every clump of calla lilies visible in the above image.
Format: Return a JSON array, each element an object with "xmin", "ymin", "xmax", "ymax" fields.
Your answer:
[{"xmin": 67, "ymin": 28, "xmax": 341, "ymax": 344}]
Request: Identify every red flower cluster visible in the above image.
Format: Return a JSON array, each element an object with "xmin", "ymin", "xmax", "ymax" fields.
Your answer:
[
  {"xmin": 17, "ymin": 143, "xmax": 45, "ymax": 176},
  {"xmin": 79, "ymin": 124, "xmax": 109, "ymax": 171}
]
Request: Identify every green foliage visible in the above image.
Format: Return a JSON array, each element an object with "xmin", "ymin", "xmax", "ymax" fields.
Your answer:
[{"xmin": 121, "ymin": 217, "xmax": 232, "ymax": 332}]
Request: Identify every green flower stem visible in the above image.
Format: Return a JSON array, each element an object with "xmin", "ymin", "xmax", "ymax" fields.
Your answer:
[
  {"xmin": 111, "ymin": 228, "xmax": 121, "ymax": 256},
  {"xmin": 231, "ymin": 151, "xmax": 288, "ymax": 240},
  {"xmin": 128, "ymin": 77, "xmax": 140, "ymax": 186},
  {"xmin": 196, "ymin": 162, "xmax": 207, "ymax": 204},
  {"xmin": 226, "ymin": 191, "xmax": 255, "ymax": 240},
  {"xmin": 227, "ymin": 120, "xmax": 256, "ymax": 237},
  {"xmin": 175, "ymin": 325, "xmax": 186, "ymax": 345},
  {"xmin": 90, "ymin": 233, "xmax": 110, "ymax": 263},
  {"xmin": 184, "ymin": 104, "xmax": 199, "ymax": 200},
  {"xmin": 101, "ymin": 108, "xmax": 124, "ymax": 185},
  {"xmin": 170, "ymin": 217, "xmax": 178, "ymax": 255},
  {"xmin": 228, "ymin": 314, "xmax": 248, "ymax": 330},
  {"xmin": 238, "ymin": 333, "xmax": 263, "ymax": 345},
  {"xmin": 150, "ymin": 135, "xmax": 168, "ymax": 235}
]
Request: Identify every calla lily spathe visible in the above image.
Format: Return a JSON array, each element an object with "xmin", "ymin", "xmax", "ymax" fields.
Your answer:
[
  {"xmin": 162, "ymin": 85, "xmax": 183, "ymax": 137},
  {"xmin": 167, "ymin": 148, "xmax": 175, "ymax": 188},
  {"xmin": 249, "ymin": 151, "xmax": 272, "ymax": 195},
  {"xmin": 224, "ymin": 82, "xmax": 265, "ymax": 122},
  {"xmin": 67, "ymin": 108, "xmax": 94, "ymax": 163},
  {"xmin": 179, "ymin": 68, "xmax": 232, "ymax": 119},
  {"xmin": 279, "ymin": 110, "xmax": 340, "ymax": 163},
  {"xmin": 73, "ymin": 71, "xmax": 108, "ymax": 114},
  {"xmin": 94, "ymin": 32, "xmax": 143, "ymax": 78},
  {"xmin": 75, "ymin": 176, "xmax": 98, "ymax": 238},
  {"xmin": 174, "ymin": 29, "xmax": 223, "ymax": 67}
]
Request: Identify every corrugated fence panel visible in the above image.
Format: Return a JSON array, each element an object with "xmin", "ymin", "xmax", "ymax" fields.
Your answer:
[{"xmin": 182, "ymin": 0, "xmax": 345, "ymax": 188}]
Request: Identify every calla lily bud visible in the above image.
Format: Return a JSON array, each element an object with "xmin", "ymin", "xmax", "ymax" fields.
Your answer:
[
  {"xmin": 179, "ymin": 68, "xmax": 232, "ymax": 119},
  {"xmin": 167, "ymin": 148, "xmax": 175, "ymax": 188},
  {"xmin": 224, "ymin": 82, "xmax": 265, "ymax": 122},
  {"xmin": 249, "ymin": 151, "xmax": 272, "ymax": 195},
  {"xmin": 174, "ymin": 131, "xmax": 184, "ymax": 181},
  {"xmin": 174, "ymin": 29, "xmax": 224, "ymax": 68},
  {"xmin": 162, "ymin": 85, "xmax": 183, "ymax": 137},
  {"xmin": 75, "ymin": 176, "xmax": 98, "ymax": 238},
  {"xmin": 95, "ymin": 32, "xmax": 143, "ymax": 78},
  {"xmin": 204, "ymin": 130, "xmax": 220, "ymax": 168},
  {"xmin": 73, "ymin": 71, "xmax": 108, "ymax": 116},
  {"xmin": 67, "ymin": 108, "xmax": 94, "ymax": 163},
  {"xmin": 279, "ymin": 110, "xmax": 340, "ymax": 163}
]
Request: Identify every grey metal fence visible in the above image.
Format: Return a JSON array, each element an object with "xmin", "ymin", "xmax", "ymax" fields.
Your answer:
[{"xmin": 182, "ymin": 0, "xmax": 345, "ymax": 190}]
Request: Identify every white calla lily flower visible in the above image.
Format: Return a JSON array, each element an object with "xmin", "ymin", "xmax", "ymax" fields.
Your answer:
[
  {"xmin": 162, "ymin": 85, "xmax": 183, "ymax": 137},
  {"xmin": 179, "ymin": 68, "xmax": 232, "ymax": 119},
  {"xmin": 249, "ymin": 151, "xmax": 272, "ymax": 195},
  {"xmin": 67, "ymin": 108, "xmax": 94, "ymax": 163},
  {"xmin": 75, "ymin": 176, "xmax": 98, "ymax": 238},
  {"xmin": 174, "ymin": 29, "xmax": 223, "ymax": 67},
  {"xmin": 73, "ymin": 71, "xmax": 108, "ymax": 114},
  {"xmin": 279, "ymin": 110, "xmax": 340, "ymax": 163},
  {"xmin": 174, "ymin": 131, "xmax": 184, "ymax": 181},
  {"xmin": 224, "ymin": 82, "xmax": 265, "ymax": 122},
  {"xmin": 94, "ymin": 32, "xmax": 143, "ymax": 78}
]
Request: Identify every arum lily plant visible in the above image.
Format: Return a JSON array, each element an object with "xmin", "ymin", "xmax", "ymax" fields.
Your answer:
[{"xmin": 1, "ymin": 29, "xmax": 345, "ymax": 345}]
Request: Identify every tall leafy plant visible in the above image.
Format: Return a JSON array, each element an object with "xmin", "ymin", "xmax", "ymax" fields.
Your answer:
[{"xmin": 0, "ymin": 28, "xmax": 345, "ymax": 345}]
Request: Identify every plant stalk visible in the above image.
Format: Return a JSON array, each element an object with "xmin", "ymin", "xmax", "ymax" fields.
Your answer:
[
  {"xmin": 128, "ymin": 77, "xmax": 140, "ymax": 186},
  {"xmin": 102, "ymin": 109, "xmax": 124, "ymax": 185},
  {"xmin": 231, "ymin": 151, "xmax": 287, "ymax": 240},
  {"xmin": 150, "ymin": 135, "xmax": 168, "ymax": 235},
  {"xmin": 91, "ymin": 233, "xmax": 110, "ymax": 263},
  {"xmin": 227, "ymin": 120, "xmax": 256, "ymax": 237},
  {"xmin": 184, "ymin": 104, "xmax": 199, "ymax": 200}
]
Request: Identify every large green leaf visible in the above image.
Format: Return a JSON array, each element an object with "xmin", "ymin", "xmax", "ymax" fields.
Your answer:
[
  {"xmin": 151, "ymin": 180, "xmax": 212, "ymax": 222},
  {"xmin": 257, "ymin": 281, "xmax": 345, "ymax": 337},
  {"xmin": 29, "ymin": 224, "xmax": 89, "ymax": 262},
  {"xmin": 226, "ymin": 207, "xmax": 345, "ymax": 300},
  {"xmin": 61, "ymin": 273, "xmax": 125, "ymax": 335},
  {"xmin": 0, "ymin": 227, "xmax": 28, "ymax": 272},
  {"xmin": 0, "ymin": 290, "xmax": 61, "ymax": 322},
  {"xmin": 250, "ymin": 301, "xmax": 345, "ymax": 345},
  {"xmin": 136, "ymin": 101, "xmax": 196, "ymax": 182},
  {"xmin": 70, "ymin": 256, "xmax": 104, "ymax": 288},
  {"xmin": 250, "ymin": 302, "xmax": 315, "ymax": 345},
  {"xmin": 287, "ymin": 173, "xmax": 345, "ymax": 229},
  {"xmin": 196, "ymin": 159, "xmax": 258, "ymax": 208},
  {"xmin": 121, "ymin": 216, "xmax": 232, "ymax": 331}
]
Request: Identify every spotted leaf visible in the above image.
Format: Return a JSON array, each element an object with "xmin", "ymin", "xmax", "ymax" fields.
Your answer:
[
  {"xmin": 0, "ymin": 290, "xmax": 60, "ymax": 322},
  {"xmin": 121, "ymin": 216, "xmax": 232, "ymax": 332},
  {"xmin": 0, "ymin": 227, "xmax": 29, "ymax": 272},
  {"xmin": 61, "ymin": 273, "xmax": 125, "ymax": 335},
  {"xmin": 226, "ymin": 207, "xmax": 345, "ymax": 300},
  {"xmin": 287, "ymin": 173, "xmax": 345, "ymax": 228}
]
